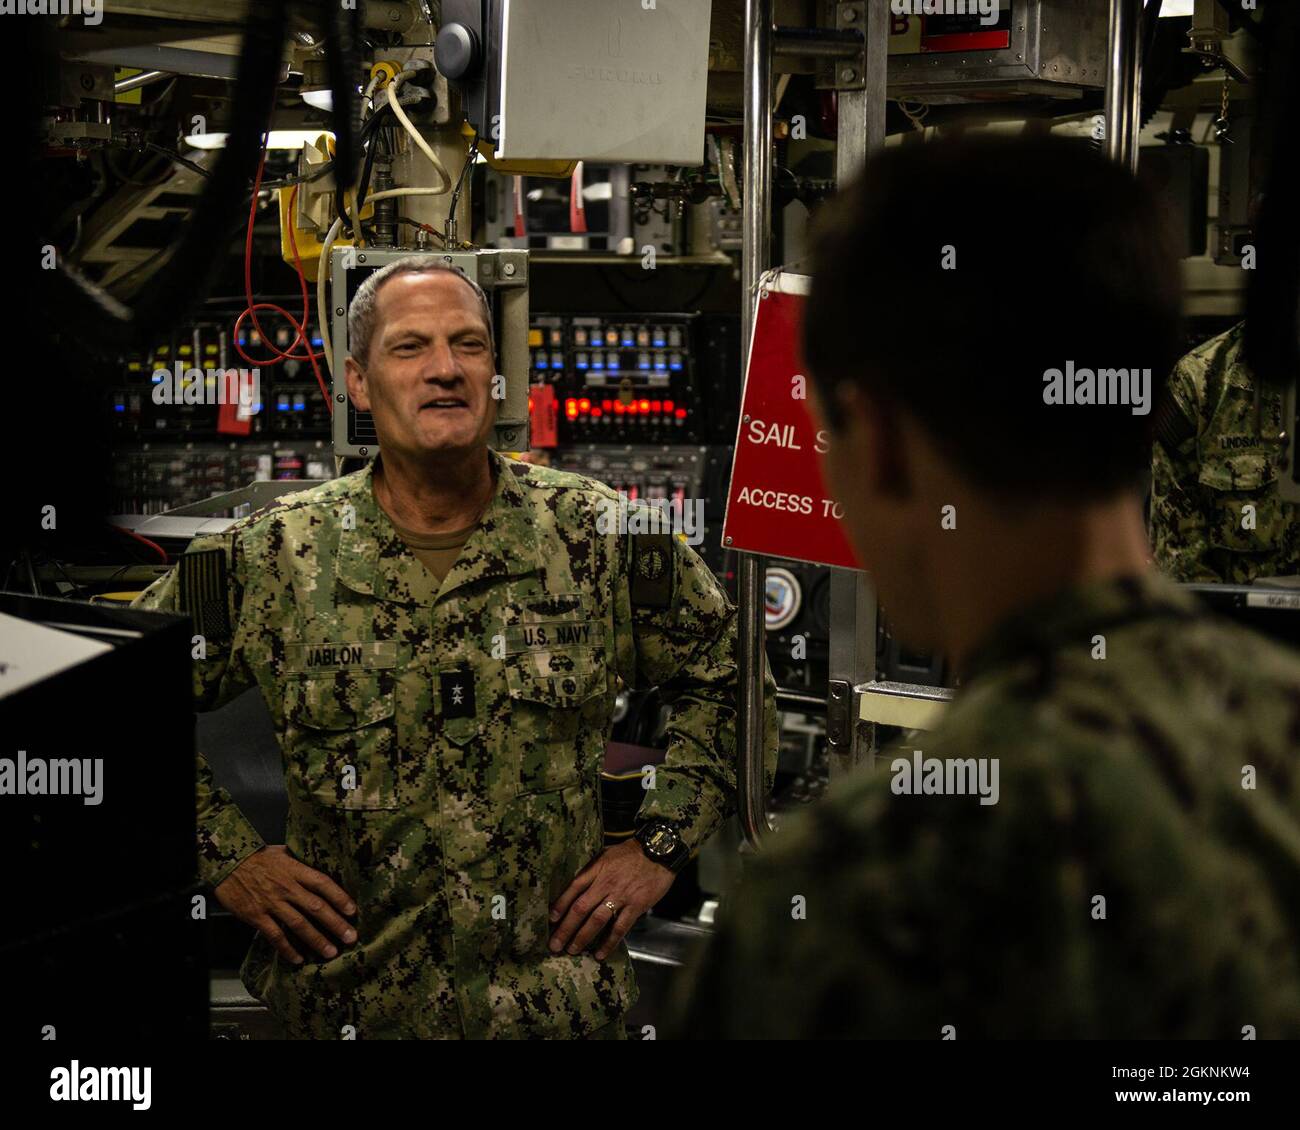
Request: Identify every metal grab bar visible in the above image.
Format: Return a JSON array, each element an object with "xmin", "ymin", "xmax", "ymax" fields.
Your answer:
[
  {"xmin": 1104, "ymin": 0, "xmax": 1144, "ymax": 172},
  {"xmin": 737, "ymin": 0, "xmax": 775, "ymax": 849}
]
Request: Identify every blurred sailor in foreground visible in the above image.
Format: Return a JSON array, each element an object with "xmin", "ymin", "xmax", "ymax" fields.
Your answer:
[{"xmin": 673, "ymin": 136, "xmax": 1300, "ymax": 1039}]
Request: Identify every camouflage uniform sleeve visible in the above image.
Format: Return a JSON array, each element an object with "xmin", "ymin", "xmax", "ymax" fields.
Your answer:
[
  {"xmin": 1150, "ymin": 352, "xmax": 1223, "ymax": 582},
  {"xmin": 619, "ymin": 527, "xmax": 778, "ymax": 852},
  {"xmin": 132, "ymin": 527, "xmax": 266, "ymax": 888}
]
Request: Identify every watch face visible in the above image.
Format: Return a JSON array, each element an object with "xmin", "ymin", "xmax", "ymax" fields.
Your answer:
[{"xmin": 646, "ymin": 827, "xmax": 674, "ymax": 856}]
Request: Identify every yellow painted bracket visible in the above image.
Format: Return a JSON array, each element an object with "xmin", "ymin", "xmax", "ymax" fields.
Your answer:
[
  {"xmin": 277, "ymin": 133, "xmax": 372, "ymax": 280},
  {"xmin": 466, "ymin": 123, "xmax": 578, "ymax": 178},
  {"xmin": 114, "ymin": 68, "xmax": 143, "ymax": 104}
]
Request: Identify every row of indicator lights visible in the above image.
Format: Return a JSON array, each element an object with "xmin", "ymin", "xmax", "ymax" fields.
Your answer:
[
  {"xmin": 237, "ymin": 332, "xmax": 325, "ymax": 349},
  {"xmin": 564, "ymin": 398, "xmax": 688, "ymax": 420},
  {"xmin": 574, "ymin": 328, "xmax": 683, "ymax": 349},
  {"xmin": 529, "ymin": 327, "xmax": 684, "ymax": 349},
  {"xmin": 127, "ymin": 335, "xmax": 325, "ymax": 373},
  {"xmin": 534, "ymin": 352, "xmax": 684, "ymax": 371},
  {"xmin": 111, "ymin": 394, "xmax": 267, "ymax": 414}
]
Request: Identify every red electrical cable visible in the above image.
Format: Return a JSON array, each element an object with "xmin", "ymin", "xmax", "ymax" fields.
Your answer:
[
  {"xmin": 112, "ymin": 524, "xmax": 168, "ymax": 564},
  {"xmin": 231, "ymin": 145, "xmax": 332, "ymax": 414}
]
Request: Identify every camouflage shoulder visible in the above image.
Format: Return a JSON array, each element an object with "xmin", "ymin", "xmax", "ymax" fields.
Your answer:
[
  {"xmin": 504, "ymin": 456, "xmax": 622, "ymax": 504},
  {"xmin": 1169, "ymin": 321, "xmax": 1245, "ymax": 402},
  {"xmin": 1181, "ymin": 604, "xmax": 1300, "ymax": 691}
]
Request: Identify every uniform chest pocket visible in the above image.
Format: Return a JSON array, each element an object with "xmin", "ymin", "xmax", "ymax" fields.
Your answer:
[
  {"xmin": 505, "ymin": 656, "xmax": 606, "ymax": 795},
  {"xmin": 1196, "ymin": 453, "xmax": 1283, "ymax": 553},
  {"xmin": 287, "ymin": 673, "xmax": 400, "ymax": 810}
]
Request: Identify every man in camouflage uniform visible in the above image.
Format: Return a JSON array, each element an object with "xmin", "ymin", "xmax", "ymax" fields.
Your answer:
[
  {"xmin": 672, "ymin": 136, "xmax": 1300, "ymax": 1039},
  {"xmin": 1150, "ymin": 321, "xmax": 1299, "ymax": 583},
  {"xmin": 134, "ymin": 259, "xmax": 776, "ymax": 1039}
]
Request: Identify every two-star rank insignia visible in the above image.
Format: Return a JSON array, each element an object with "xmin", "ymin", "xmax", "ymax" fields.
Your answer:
[{"xmin": 440, "ymin": 671, "xmax": 476, "ymax": 719}]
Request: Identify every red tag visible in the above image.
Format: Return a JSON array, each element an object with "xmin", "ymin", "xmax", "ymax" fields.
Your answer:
[
  {"xmin": 216, "ymin": 398, "xmax": 253, "ymax": 436},
  {"xmin": 722, "ymin": 274, "xmax": 862, "ymax": 570},
  {"xmin": 570, "ymin": 161, "xmax": 588, "ymax": 234},
  {"xmin": 513, "ymin": 175, "xmax": 526, "ymax": 238},
  {"xmin": 529, "ymin": 383, "xmax": 558, "ymax": 448}
]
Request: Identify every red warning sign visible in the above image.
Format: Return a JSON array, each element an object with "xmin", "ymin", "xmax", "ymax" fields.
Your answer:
[{"xmin": 722, "ymin": 272, "xmax": 862, "ymax": 570}]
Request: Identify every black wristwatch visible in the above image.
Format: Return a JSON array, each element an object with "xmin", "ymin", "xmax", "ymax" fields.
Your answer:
[{"xmin": 634, "ymin": 821, "xmax": 690, "ymax": 873}]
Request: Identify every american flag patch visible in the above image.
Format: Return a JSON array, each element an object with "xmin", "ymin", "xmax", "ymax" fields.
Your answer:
[{"xmin": 179, "ymin": 549, "xmax": 231, "ymax": 643}]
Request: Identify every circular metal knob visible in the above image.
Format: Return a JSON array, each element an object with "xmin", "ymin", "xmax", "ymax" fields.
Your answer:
[{"xmin": 435, "ymin": 23, "xmax": 480, "ymax": 81}]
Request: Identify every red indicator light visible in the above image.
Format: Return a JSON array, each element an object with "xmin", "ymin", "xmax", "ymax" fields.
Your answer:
[
  {"xmin": 591, "ymin": 408, "xmax": 602, "ymax": 418},
  {"xmin": 663, "ymin": 399, "xmax": 674, "ymax": 412},
  {"xmin": 674, "ymin": 408, "xmax": 687, "ymax": 419},
  {"xmin": 602, "ymin": 399, "xmax": 613, "ymax": 412},
  {"xmin": 639, "ymin": 399, "xmax": 650, "ymax": 412},
  {"xmin": 650, "ymin": 400, "xmax": 662, "ymax": 413},
  {"xmin": 578, "ymin": 398, "xmax": 591, "ymax": 412}
]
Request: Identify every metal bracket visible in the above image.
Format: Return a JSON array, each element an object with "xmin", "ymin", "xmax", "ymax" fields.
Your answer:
[
  {"xmin": 811, "ymin": 1, "xmax": 867, "ymax": 90},
  {"xmin": 827, "ymin": 678, "xmax": 852, "ymax": 750},
  {"xmin": 857, "ymin": 680, "xmax": 954, "ymax": 732},
  {"xmin": 835, "ymin": 1, "xmax": 868, "ymax": 90}
]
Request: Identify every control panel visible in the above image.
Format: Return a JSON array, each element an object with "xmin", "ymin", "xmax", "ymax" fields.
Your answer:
[
  {"xmin": 529, "ymin": 314, "xmax": 707, "ymax": 445},
  {"xmin": 109, "ymin": 305, "xmax": 332, "ymax": 441}
]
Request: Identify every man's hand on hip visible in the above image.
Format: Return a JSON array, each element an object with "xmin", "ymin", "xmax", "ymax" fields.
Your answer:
[
  {"xmin": 548, "ymin": 839, "xmax": 676, "ymax": 961},
  {"xmin": 215, "ymin": 845, "xmax": 358, "ymax": 965}
]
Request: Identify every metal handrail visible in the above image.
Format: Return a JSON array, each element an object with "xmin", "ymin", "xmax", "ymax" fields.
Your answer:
[
  {"xmin": 1105, "ymin": 0, "xmax": 1144, "ymax": 172},
  {"xmin": 736, "ymin": 0, "xmax": 775, "ymax": 849}
]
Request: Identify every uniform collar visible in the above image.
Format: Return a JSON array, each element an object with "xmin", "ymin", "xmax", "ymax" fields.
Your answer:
[
  {"xmin": 335, "ymin": 449, "xmax": 544, "ymax": 604},
  {"xmin": 960, "ymin": 570, "xmax": 1200, "ymax": 682}
]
